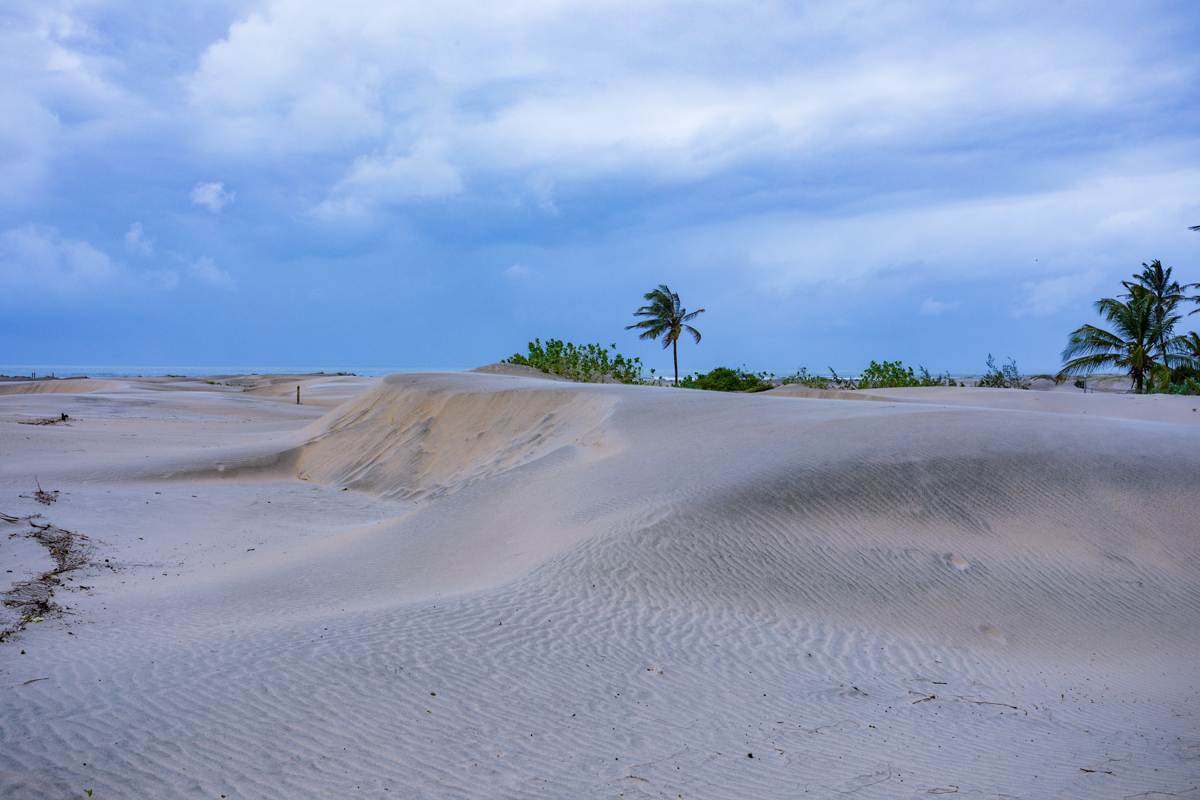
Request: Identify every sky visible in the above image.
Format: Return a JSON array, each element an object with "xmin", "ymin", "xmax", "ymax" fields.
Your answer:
[{"xmin": 2, "ymin": 0, "xmax": 1199, "ymax": 376}]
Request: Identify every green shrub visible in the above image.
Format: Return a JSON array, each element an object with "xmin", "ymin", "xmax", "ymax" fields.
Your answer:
[
  {"xmin": 779, "ymin": 367, "xmax": 833, "ymax": 390},
  {"xmin": 857, "ymin": 360, "xmax": 920, "ymax": 389},
  {"xmin": 977, "ymin": 354, "xmax": 1029, "ymax": 389},
  {"xmin": 505, "ymin": 339, "xmax": 649, "ymax": 384},
  {"xmin": 916, "ymin": 366, "xmax": 957, "ymax": 387},
  {"xmin": 1163, "ymin": 376, "xmax": 1200, "ymax": 395},
  {"xmin": 678, "ymin": 366, "xmax": 770, "ymax": 392}
]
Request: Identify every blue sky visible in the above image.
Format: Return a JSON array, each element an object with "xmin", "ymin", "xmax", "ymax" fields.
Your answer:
[{"xmin": 2, "ymin": 0, "xmax": 1198, "ymax": 375}]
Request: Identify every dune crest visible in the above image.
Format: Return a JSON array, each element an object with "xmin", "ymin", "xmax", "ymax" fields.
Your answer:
[
  {"xmin": 0, "ymin": 379, "xmax": 125, "ymax": 395},
  {"xmin": 295, "ymin": 373, "xmax": 618, "ymax": 500}
]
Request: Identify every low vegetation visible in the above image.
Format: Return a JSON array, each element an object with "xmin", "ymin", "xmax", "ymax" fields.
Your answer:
[
  {"xmin": 977, "ymin": 355, "xmax": 1029, "ymax": 389},
  {"xmin": 857, "ymin": 360, "xmax": 959, "ymax": 390},
  {"xmin": 678, "ymin": 366, "xmax": 771, "ymax": 392},
  {"xmin": 505, "ymin": 339, "xmax": 649, "ymax": 384},
  {"xmin": 504, "ymin": 274, "xmax": 1196, "ymax": 396},
  {"xmin": 773, "ymin": 362, "xmax": 957, "ymax": 391}
]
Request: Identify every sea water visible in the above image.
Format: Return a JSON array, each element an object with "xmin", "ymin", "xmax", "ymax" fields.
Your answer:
[{"xmin": 0, "ymin": 365, "xmax": 468, "ymax": 379}]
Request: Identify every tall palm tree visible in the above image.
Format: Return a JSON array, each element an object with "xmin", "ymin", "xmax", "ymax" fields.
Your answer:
[
  {"xmin": 1058, "ymin": 294, "xmax": 1189, "ymax": 393},
  {"xmin": 1121, "ymin": 260, "xmax": 1187, "ymax": 356},
  {"xmin": 626, "ymin": 285, "xmax": 704, "ymax": 385}
]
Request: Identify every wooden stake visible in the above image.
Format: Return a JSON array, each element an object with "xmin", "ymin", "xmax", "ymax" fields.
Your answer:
[{"xmin": 296, "ymin": 386, "xmax": 300, "ymax": 405}]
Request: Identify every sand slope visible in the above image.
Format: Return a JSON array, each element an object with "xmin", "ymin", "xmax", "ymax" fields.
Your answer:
[
  {"xmin": 769, "ymin": 383, "xmax": 1200, "ymax": 426},
  {"xmin": 1, "ymin": 374, "xmax": 1198, "ymax": 799}
]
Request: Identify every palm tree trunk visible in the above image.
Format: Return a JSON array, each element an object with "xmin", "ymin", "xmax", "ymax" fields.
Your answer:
[{"xmin": 673, "ymin": 339, "xmax": 679, "ymax": 385}]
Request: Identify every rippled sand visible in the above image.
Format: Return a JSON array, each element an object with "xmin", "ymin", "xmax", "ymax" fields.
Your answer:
[{"xmin": 2, "ymin": 372, "xmax": 1198, "ymax": 798}]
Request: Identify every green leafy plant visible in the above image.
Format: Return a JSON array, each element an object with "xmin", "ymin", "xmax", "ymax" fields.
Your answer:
[
  {"xmin": 678, "ymin": 366, "xmax": 770, "ymax": 392},
  {"xmin": 856, "ymin": 360, "xmax": 920, "ymax": 389},
  {"xmin": 915, "ymin": 366, "xmax": 957, "ymax": 387},
  {"xmin": 505, "ymin": 339, "xmax": 649, "ymax": 384},
  {"xmin": 1163, "ymin": 376, "xmax": 1200, "ymax": 395},
  {"xmin": 779, "ymin": 367, "xmax": 834, "ymax": 389},
  {"xmin": 978, "ymin": 354, "xmax": 1029, "ymax": 389}
]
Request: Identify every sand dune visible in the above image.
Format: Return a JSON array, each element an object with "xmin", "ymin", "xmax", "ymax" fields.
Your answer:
[
  {"xmin": 1, "ymin": 373, "xmax": 1198, "ymax": 798},
  {"xmin": 0, "ymin": 379, "xmax": 126, "ymax": 396},
  {"xmin": 769, "ymin": 382, "xmax": 1200, "ymax": 425},
  {"xmin": 295, "ymin": 374, "xmax": 618, "ymax": 500}
]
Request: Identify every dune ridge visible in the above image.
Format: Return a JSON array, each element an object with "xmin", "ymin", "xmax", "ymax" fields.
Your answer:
[
  {"xmin": 0, "ymin": 379, "xmax": 126, "ymax": 396},
  {"xmin": 295, "ymin": 373, "xmax": 618, "ymax": 501}
]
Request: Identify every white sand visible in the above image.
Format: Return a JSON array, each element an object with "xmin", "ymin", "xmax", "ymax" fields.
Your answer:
[{"xmin": 1, "ymin": 373, "xmax": 1198, "ymax": 799}]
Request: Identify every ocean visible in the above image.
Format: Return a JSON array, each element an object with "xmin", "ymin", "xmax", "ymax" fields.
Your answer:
[{"xmin": 0, "ymin": 365, "xmax": 468, "ymax": 379}]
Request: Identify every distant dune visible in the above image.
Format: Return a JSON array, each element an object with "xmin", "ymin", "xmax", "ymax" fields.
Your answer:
[{"xmin": 2, "ymin": 372, "xmax": 1197, "ymax": 798}]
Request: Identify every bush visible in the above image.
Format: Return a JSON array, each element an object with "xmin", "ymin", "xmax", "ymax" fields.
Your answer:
[
  {"xmin": 857, "ymin": 360, "xmax": 920, "ymax": 389},
  {"xmin": 1163, "ymin": 377, "xmax": 1200, "ymax": 395},
  {"xmin": 779, "ymin": 364, "xmax": 955, "ymax": 391},
  {"xmin": 678, "ymin": 366, "xmax": 770, "ymax": 392},
  {"xmin": 915, "ymin": 366, "xmax": 958, "ymax": 387},
  {"xmin": 977, "ymin": 354, "xmax": 1029, "ymax": 389},
  {"xmin": 505, "ymin": 339, "xmax": 649, "ymax": 384},
  {"xmin": 779, "ymin": 367, "xmax": 835, "ymax": 390}
]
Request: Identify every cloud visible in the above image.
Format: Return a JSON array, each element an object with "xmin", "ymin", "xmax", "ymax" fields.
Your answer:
[
  {"xmin": 0, "ymin": 226, "xmax": 229, "ymax": 307},
  {"xmin": 1017, "ymin": 271, "xmax": 1104, "ymax": 317},
  {"xmin": 190, "ymin": 181, "xmax": 235, "ymax": 212},
  {"xmin": 687, "ymin": 166, "xmax": 1200, "ymax": 298},
  {"xmin": 504, "ymin": 263, "xmax": 531, "ymax": 279},
  {"xmin": 0, "ymin": 5, "xmax": 155, "ymax": 209},
  {"xmin": 314, "ymin": 139, "xmax": 461, "ymax": 217},
  {"xmin": 181, "ymin": 0, "xmax": 1188, "ymax": 213},
  {"xmin": 124, "ymin": 222, "xmax": 154, "ymax": 255},
  {"xmin": 187, "ymin": 256, "xmax": 235, "ymax": 288},
  {"xmin": 0, "ymin": 224, "xmax": 122, "ymax": 300},
  {"xmin": 920, "ymin": 298, "xmax": 959, "ymax": 316},
  {"xmin": 2, "ymin": 0, "xmax": 1198, "ymax": 370},
  {"xmin": 0, "ymin": 90, "xmax": 60, "ymax": 208}
]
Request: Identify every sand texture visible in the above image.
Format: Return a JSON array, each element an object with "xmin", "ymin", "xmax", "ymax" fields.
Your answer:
[{"xmin": 2, "ymin": 373, "xmax": 1199, "ymax": 799}]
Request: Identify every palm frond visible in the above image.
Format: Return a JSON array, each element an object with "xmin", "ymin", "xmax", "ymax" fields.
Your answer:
[{"xmin": 1061, "ymin": 325, "xmax": 1126, "ymax": 361}]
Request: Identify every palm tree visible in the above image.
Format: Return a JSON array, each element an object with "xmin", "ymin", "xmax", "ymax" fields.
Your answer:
[
  {"xmin": 626, "ymin": 285, "xmax": 704, "ymax": 385},
  {"xmin": 1122, "ymin": 260, "xmax": 1187, "ymax": 355},
  {"xmin": 1058, "ymin": 294, "xmax": 1190, "ymax": 393}
]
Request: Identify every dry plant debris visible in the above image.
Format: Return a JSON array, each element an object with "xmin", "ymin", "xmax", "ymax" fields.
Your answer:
[
  {"xmin": 20, "ymin": 476, "xmax": 60, "ymax": 505},
  {"xmin": 1, "ymin": 514, "xmax": 96, "ymax": 642},
  {"xmin": 18, "ymin": 413, "xmax": 71, "ymax": 426}
]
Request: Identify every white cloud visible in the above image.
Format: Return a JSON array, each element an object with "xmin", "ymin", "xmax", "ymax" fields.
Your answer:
[
  {"xmin": 688, "ymin": 165, "xmax": 1200, "ymax": 297},
  {"xmin": 314, "ymin": 139, "xmax": 461, "ymax": 217},
  {"xmin": 1017, "ymin": 271, "xmax": 1104, "ymax": 317},
  {"xmin": 0, "ymin": 90, "xmax": 59, "ymax": 208},
  {"xmin": 187, "ymin": 256, "xmax": 235, "ymax": 288},
  {"xmin": 0, "ymin": 5, "xmax": 152, "ymax": 209},
  {"xmin": 0, "ymin": 226, "xmax": 232, "ymax": 306},
  {"xmin": 190, "ymin": 181, "xmax": 235, "ymax": 212},
  {"xmin": 124, "ymin": 222, "xmax": 154, "ymax": 255},
  {"xmin": 920, "ymin": 298, "xmax": 959, "ymax": 315},
  {"xmin": 0, "ymin": 224, "xmax": 122, "ymax": 299},
  {"xmin": 504, "ymin": 263, "xmax": 531, "ymax": 279},
  {"xmin": 182, "ymin": 0, "xmax": 1175, "ymax": 214}
]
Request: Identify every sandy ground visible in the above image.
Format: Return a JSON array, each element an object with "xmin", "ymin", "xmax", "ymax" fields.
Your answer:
[{"xmin": 1, "ymin": 373, "xmax": 1198, "ymax": 799}]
